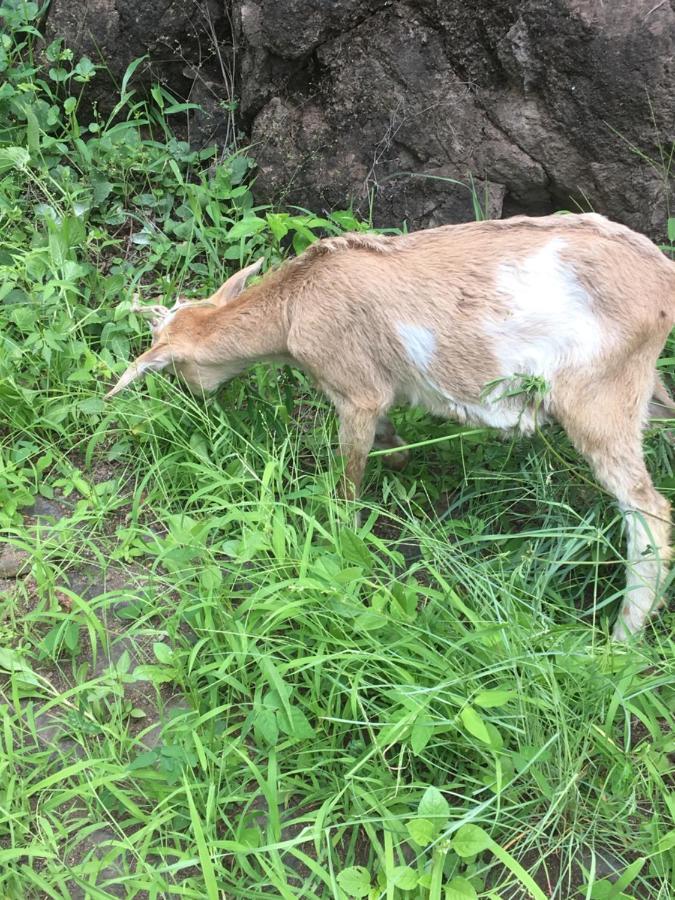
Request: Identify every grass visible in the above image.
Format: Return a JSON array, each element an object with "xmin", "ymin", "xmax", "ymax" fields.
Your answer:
[{"xmin": 0, "ymin": 3, "xmax": 674, "ymax": 898}]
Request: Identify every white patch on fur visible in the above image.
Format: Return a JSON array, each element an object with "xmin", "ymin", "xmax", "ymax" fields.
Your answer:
[
  {"xmin": 397, "ymin": 322, "xmax": 437, "ymax": 372},
  {"xmin": 489, "ymin": 238, "xmax": 603, "ymax": 380},
  {"xmin": 406, "ymin": 380, "xmax": 544, "ymax": 434}
]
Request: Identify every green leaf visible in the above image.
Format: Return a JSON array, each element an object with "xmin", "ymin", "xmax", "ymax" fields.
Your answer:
[
  {"xmin": 418, "ymin": 786, "xmax": 450, "ymax": 822},
  {"xmin": 227, "ymin": 216, "xmax": 266, "ymax": 241},
  {"xmin": 120, "ymin": 55, "xmax": 147, "ymax": 98},
  {"xmin": 452, "ymin": 824, "xmax": 491, "ymax": 858},
  {"xmin": 337, "ymin": 865, "xmax": 372, "ymax": 898},
  {"xmin": 354, "ymin": 610, "xmax": 387, "ymax": 632},
  {"xmin": 10, "ymin": 306, "xmax": 37, "ymax": 331},
  {"xmin": 406, "ymin": 817, "xmax": 437, "ymax": 846},
  {"xmin": 460, "ymin": 706, "xmax": 491, "ymax": 744},
  {"xmin": 128, "ymin": 750, "xmax": 159, "ymax": 770},
  {"xmin": 483, "ymin": 722, "xmax": 504, "ymax": 752},
  {"xmin": 266, "ymin": 212, "xmax": 289, "ymax": 241},
  {"xmin": 78, "ymin": 398, "xmax": 105, "ymax": 416},
  {"xmin": 48, "ymin": 66, "xmax": 69, "ymax": 83},
  {"xmin": 489, "ymin": 836, "xmax": 547, "ymax": 899},
  {"xmin": 339, "ymin": 528, "xmax": 373, "ymax": 570},
  {"xmin": 165, "ymin": 102, "xmax": 202, "ymax": 115},
  {"xmin": 445, "ymin": 877, "xmax": 478, "ymax": 900},
  {"xmin": 588, "ymin": 881, "xmax": 621, "ymax": 899},
  {"xmin": 474, "ymin": 689, "xmax": 516, "ymax": 708},
  {"xmin": 92, "ymin": 179, "xmax": 113, "ymax": 203},
  {"xmin": 411, "ymin": 716, "xmax": 434, "ymax": 755},
  {"xmin": 258, "ymin": 658, "xmax": 294, "ymax": 729},
  {"xmin": 131, "ymin": 665, "xmax": 175, "ymax": 685},
  {"xmin": 0, "ymin": 648, "xmax": 41, "ymax": 687},
  {"xmin": 280, "ymin": 704, "xmax": 315, "ymax": 740},
  {"xmin": 229, "ymin": 155, "xmax": 251, "ymax": 185},
  {"xmin": 667, "ymin": 217, "xmax": 675, "ymax": 243},
  {"xmin": 150, "ymin": 84, "xmax": 164, "ymax": 108},
  {"xmin": 392, "ymin": 865, "xmax": 418, "ymax": 890},
  {"xmin": 609, "ymin": 857, "xmax": 646, "ymax": 897},
  {"xmin": 63, "ymin": 622, "xmax": 80, "ymax": 653},
  {"xmin": 152, "ymin": 642, "xmax": 173, "ymax": 665},
  {"xmin": 0, "ymin": 146, "xmax": 30, "ymax": 171},
  {"xmin": 22, "ymin": 3, "xmax": 39, "ymax": 21},
  {"xmin": 655, "ymin": 829, "xmax": 675, "ymax": 853},
  {"xmin": 200, "ymin": 565, "xmax": 222, "ymax": 591},
  {"xmin": 183, "ymin": 775, "xmax": 219, "ymax": 900},
  {"xmin": 254, "ymin": 708, "xmax": 278, "ymax": 746}
]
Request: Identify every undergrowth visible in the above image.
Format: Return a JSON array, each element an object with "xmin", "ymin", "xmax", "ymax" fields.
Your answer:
[{"xmin": 0, "ymin": 2, "xmax": 673, "ymax": 898}]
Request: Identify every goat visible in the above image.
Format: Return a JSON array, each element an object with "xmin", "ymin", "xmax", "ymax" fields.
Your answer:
[{"xmin": 106, "ymin": 213, "xmax": 674, "ymax": 640}]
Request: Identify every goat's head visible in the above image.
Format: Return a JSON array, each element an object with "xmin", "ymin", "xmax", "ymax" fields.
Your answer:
[{"xmin": 105, "ymin": 258, "xmax": 263, "ymax": 399}]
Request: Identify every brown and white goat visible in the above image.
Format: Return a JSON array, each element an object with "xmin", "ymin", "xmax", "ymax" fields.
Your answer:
[{"xmin": 106, "ymin": 214, "xmax": 675, "ymax": 640}]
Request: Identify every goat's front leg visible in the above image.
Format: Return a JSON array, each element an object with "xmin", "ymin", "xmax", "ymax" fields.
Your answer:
[{"xmin": 335, "ymin": 403, "xmax": 379, "ymax": 501}]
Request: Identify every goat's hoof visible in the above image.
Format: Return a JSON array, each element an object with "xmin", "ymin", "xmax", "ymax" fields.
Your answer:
[
  {"xmin": 611, "ymin": 621, "xmax": 630, "ymax": 641},
  {"xmin": 383, "ymin": 449, "xmax": 410, "ymax": 471},
  {"xmin": 379, "ymin": 435, "xmax": 410, "ymax": 471},
  {"xmin": 611, "ymin": 616, "xmax": 640, "ymax": 642}
]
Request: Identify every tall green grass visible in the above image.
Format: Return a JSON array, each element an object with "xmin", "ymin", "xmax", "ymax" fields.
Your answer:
[{"xmin": 0, "ymin": 2, "xmax": 673, "ymax": 897}]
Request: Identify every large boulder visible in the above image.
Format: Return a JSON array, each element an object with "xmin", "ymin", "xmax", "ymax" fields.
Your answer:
[
  {"xmin": 42, "ymin": 0, "xmax": 674, "ymax": 237},
  {"xmin": 234, "ymin": 0, "xmax": 674, "ymax": 236}
]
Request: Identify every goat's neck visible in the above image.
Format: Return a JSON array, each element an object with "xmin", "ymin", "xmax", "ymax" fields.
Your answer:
[{"xmin": 203, "ymin": 287, "xmax": 290, "ymax": 365}]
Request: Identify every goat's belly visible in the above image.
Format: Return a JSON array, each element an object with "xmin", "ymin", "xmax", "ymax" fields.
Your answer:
[{"xmin": 404, "ymin": 380, "xmax": 548, "ymax": 435}]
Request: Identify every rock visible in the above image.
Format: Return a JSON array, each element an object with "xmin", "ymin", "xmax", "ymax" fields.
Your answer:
[
  {"xmin": 9, "ymin": 699, "xmax": 88, "ymax": 762},
  {"xmin": 0, "ymin": 547, "xmax": 31, "ymax": 578},
  {"xmin": 21, "ymin": 496, "xmax": 69, "ymax": 520},
  {"xmin": 32, "ymin": 708, "xmax": 70, "ymax": 747},
  {"xmin": 38, "ymin": 0, "xmax": 674, "ymax": 237},
  {"xmin": 235, "ymin": 0, "xmax": 674, "ymax": 236},
  {"xmin": 577, "ymin": 845, "xmax": 624, "ymax": 881}
]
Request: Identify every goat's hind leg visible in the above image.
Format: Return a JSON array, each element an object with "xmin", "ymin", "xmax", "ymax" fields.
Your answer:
[
  {"xmin": 609, "ymin": 469, "xmax": 671, "ymax": 640},
  {"xmin": 583, "ymin": 445, "xmax": 669, "ymax": 638},
  {"xmin": 559, "ymin": 400, "xmax": 671, "ymax": 638}
]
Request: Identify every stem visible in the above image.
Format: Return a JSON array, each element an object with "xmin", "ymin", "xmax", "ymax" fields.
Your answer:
[{"xmin": 429, "ymin": 846, "xmax": 447, "ymax": 900}]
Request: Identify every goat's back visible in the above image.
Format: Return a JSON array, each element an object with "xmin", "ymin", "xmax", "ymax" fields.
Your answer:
[{"xmin": 285, "ymin": 214, "xmax": 674, "ymax": 421}]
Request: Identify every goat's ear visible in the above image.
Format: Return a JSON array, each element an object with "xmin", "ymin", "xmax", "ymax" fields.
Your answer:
[
  {"xmin": 105, "ymin": 344, "xmax": 173, "ymax": 398},
  {"xmin": 130, "ymin": 294, "xmax": 170, "ymax": 331},
  {"xmin": 209, "ymin": 258, "xmax": 264, "ymax": 306}
]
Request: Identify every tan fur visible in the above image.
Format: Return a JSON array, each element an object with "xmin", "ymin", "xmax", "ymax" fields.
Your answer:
[{"xmin": 107, "ymin": 213, "xmax": 675, "ymax": 640}]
